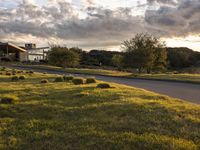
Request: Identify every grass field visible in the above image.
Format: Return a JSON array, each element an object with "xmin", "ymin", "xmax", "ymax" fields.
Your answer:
[
  {"xmin": 13, "ymin": 64, "xmax": 200, "ymax": 84},
  {"xmin": 0, "ymin": 69, "xmax": 200, "ymax": 149}
]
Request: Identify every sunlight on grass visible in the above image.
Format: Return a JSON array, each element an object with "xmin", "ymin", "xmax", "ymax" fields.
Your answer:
[
  {"xmin": 14, "ymin": 64, "xmax": 200, "ymax": 84},
  {"xmin": 0, "ymin": 69, "xmax": 200, "ymax": 149}
]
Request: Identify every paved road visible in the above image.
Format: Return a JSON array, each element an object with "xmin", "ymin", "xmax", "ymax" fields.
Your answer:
[{"xmin": 14, "ymin": 66, "xmax": 200, "ymax": 104}]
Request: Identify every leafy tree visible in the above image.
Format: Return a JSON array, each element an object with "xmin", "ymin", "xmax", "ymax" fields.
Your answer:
[
  {"xmin": 48, "ymin": 47, "xmax": 79, "ymax": 68},
  {"xmin": 112, "ymin": 54, "xmax": 123, "ymax": 69},
  {"xmin": 167, "ymin": 47, "xmax": 200, "ymax": 68},
  {"xmin": 81, "ymin": 50, "xmax": 122, "ymax": 66},
  {"xmin": 123, "ymin": 33, "xmax": 166, "ymax": 73},
  {"xmin": 154, "ymin": 48, "xmax": 168, "ymax": 71}
]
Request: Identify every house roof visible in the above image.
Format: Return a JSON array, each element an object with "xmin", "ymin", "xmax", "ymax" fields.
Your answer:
[{"xmin": 0, "ymin": 42, "xmax": 26, "ymax": 53}]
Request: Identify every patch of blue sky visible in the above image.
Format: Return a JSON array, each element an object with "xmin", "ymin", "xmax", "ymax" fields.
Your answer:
[{"xmin": 0, "ymin": 0, "xmax": 20, "ymax": 9}]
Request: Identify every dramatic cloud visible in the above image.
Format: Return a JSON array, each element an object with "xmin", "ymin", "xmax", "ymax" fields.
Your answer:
[
  {"xmin": 0, "ymin": 0, "xmax": 200, "ymax": 51},
  {"xmin": 0, "ymin": 0, "xmax": 146, "ymax": 49},
  {"xmin": 147, "ymin": 0, "xmax": 178, "ymax": 5},
  {"xmin": 145, "ymin": 0, "xmax": 200, "ymax": 37}
]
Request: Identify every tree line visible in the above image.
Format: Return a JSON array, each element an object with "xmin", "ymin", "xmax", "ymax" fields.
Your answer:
[{"xmin": 48, "ymin": 33, "xmax": 200, "ymax": 73}]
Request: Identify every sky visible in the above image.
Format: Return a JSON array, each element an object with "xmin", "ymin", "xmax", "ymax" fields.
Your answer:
[{"xmin": 0, "ymin": 0, "xmax": 200, "ymax": 51}]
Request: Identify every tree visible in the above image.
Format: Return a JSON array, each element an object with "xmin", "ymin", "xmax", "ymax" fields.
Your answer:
[
  {"xmin": 154, "ymin": 48, "xmax": 168, "ymax": 71},
  {"xmin": 48, "ymin": 47, "xmax": 79, "ymax": 68},
  {"xmin": 167, "ymin": 47, "xmax": 200, "ymax": 69},
  {"xmin": 112, "ymin": 54, "xmax": 123, "ymax": 69},
  {"xmin": 122, "ymin": 33, "xmax": 166, "ymax": 73}
]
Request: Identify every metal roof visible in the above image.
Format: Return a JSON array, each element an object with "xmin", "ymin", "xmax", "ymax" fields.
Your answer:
[{"xmin": 0, "ymin": 42, "xmax": 26, "ymax": 53}]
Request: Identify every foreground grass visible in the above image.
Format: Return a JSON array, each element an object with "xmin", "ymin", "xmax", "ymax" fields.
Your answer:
[
  {"xmin": 0, "ymin": 70, "xmax": 200, "ymax": 149},
  {"xmin": 13, "ymin": 64, "xmax": 200, "ymax": 84}
]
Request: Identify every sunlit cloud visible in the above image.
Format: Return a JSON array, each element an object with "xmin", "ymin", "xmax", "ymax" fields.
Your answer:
[{"xmin": 0, "ymin": 0, "xmax": 199, "ymax": 51}]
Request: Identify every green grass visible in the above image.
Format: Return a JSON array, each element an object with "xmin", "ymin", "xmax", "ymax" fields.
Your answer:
[
  {"xmin": 14, "ymin": 64, "xmax": 131, "ymax": 76},
  {"xmin": 0, "ymin": 70, "xmax": 200, "ymax": 149},
  {"xmin": 13, "ymin": 64, "xmax": 200, "ymax": 84},
  {"xmin": 129, "ymin": 73, "xmax": 200, "ymax": 84}
]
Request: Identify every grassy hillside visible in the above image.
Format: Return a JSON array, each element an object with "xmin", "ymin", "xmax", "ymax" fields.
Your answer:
[
  {"xmin": 0, "ymin": 69, "xmax": 200, "ymax": 150},
  {"xmin": 13, "ymin": 64, "xmax": 200, "ymax": 84}
]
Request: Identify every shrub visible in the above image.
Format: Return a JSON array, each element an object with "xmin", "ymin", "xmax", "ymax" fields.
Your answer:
[
  {"xmin": 11, "ymin": 76, "xmax": 19, "ymax": 82},
  {"xmin": 1, "ymin": 67, "xmax": 6, "ymax": 71},
  {"xmin": 19, "ymin": 75, "xmax": 26, "ymax": 80},
  {"xmin": 0, "ymin": 95, "xmax": 19, "ymax": 104},
  {"xmin": 12, "ymin": 69, "xmax": 17, "ymax": 75},
  {"xmin": 26, "ymin": 70, "xmax": 34, "ymax": 74},
  {"xmin": 97, "ymin": 83, "xmax": 111, "ymax": 89},
  {"xmin": 63, "ymin": 75, "xmax": 74, "ymax": 81},
  {"xmin": 17, "ymin": 70, "xmax": 23, "ymax": 73},
  {"xmin": 173, "ymin": 71, "xmax": 179, "ymax": 74},
  {"xmin": 6, "ymin": 72, "xmax": 12, "ymax": 76},
  {"xmin": 86, "ymin": 78, "xmax": 96, "ymax": 84},
  {"xmin": 72, "ymin": 78, "xmax": 84, "ymax": 85},
  {"xmin": 41, "ymin": 79, "xmax": 49, "ymax": 84},
  {"xmin": 54, "ymin": 77, "xmax": 64, "ymax": 82},
  {"xmin": 48, "ymin": 47, "xmax": 80, "ymax": 67}
]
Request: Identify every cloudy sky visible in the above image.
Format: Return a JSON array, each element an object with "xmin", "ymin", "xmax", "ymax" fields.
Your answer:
[{"xmin": 0, "ymin": 0, "xmax": 200, "ymax": 51}]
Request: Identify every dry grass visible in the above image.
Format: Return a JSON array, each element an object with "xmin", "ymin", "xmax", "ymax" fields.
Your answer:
[{"xmin": 0, "ymin": 69, "xmax": 200, "ymax": 149}]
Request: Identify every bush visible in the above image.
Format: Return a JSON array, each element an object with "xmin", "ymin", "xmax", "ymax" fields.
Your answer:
[
  {"xmin": 0, "ymin": 95, "xmax": 19, "ymax": 104},
  {"xmin": 11, "ymin": 76, "xmax": 19, "ymax": 82},
  {"xmin": 72, "ymin": 78, "xmax": 84, "ymax": 85},
  {"xmin": 86, "ymin": 78, "xmax": 96, "ymax": 84},
  {"xmin": 12, "ymin": 71, "xmax": 16, "ymax": 75},
  {"xmin": 6, "ymin": 72, "xmax": 12, "ymax": 76},
  {"xmin": 97, "ymin": 83, "xmax": 111, "ymax": 89},
  {"xmin": 54, "ymin": 77, "xmax": 64, "ymax": 82},
  {"xmin": 63, "ymin": 75, "xmax": 74, "ymax": 81},
  {"xmin": 1, "ymin": 67, "xmax": 6, "ymax": 71},
  {"xmin": 173, "ymin": 71, "xmax": 179, "ymax": 74},
  {"xmin": 17, "ymin": 70, "xmax": 24, "ymax": 73},
  {"xmin": 26, "ymin": 70, "xmax": 34, "ymax": 74},
  {"xmin": 29, "ymin": 70, "xmax": 34, "ymax": 74},
  {"xmin": 48, "ymin": 47, "xmax": 80, "ymax": 67},
  {"xmin": 19, "ymin": 75, "xmax": 26, "ymax": 80},
  {"xmin": 41, "ymin": 79, "xmax": 49, "ymax": 84}
]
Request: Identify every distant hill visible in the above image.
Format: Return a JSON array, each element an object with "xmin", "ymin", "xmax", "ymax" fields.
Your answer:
[{"xmin": 166, "ymin": 47, "xmax": 200, "ymax": 68}]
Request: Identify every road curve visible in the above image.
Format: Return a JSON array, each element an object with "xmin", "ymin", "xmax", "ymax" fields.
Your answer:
[{"xmin": 14, "ymin": 66, "xmax": 200, "ymax": 104}]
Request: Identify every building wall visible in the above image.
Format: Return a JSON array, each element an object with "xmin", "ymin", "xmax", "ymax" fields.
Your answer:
[
  {"xmin": 25, "ymin": 43, "xmax": 36, "ymax": 50},
  {"xmin": 19, "ymin": 52, "xmax": 28, "ymax": 62}
]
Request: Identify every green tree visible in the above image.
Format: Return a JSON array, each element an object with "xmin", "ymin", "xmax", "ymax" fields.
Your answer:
[
  {"xmin": 48, "ymin": 47, "xmax": 79, "ymax": 68},
  {"xmin": 112, "ymin": 54, "xmax": 123, "ymax": 69},
  {"xmin": 167, "ymin": 47, "xmax": 200, "ymax": 68},
  {"xmin": 154, "ymin": 48, "xmax": 168, "ymax": 71},
  {"xmin": 122, "ymin": 33, "xmax": 166, "ymax": 73}
]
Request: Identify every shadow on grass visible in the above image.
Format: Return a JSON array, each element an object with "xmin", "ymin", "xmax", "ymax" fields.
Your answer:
[
  {"xmin": 0, "ymin": 78, "xmax": 199, "ymax": 149},
  {"xmin": 1, "ymin": 95, "xmax": 199, "ymax": 150}
]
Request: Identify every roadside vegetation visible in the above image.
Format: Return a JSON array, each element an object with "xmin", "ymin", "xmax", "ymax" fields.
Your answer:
[
  {"xmin": 14, "ymin": 64, "xmax": 200, "ymax": 84},
  {"xmin": 45, "ymin": 33, "xmax": 200, "ymax": 74},
  {"xmin": 48, "ymin": 47, "xmax": 80, "ymax": 68},
  {"xmin": 0, "ymin": 68, "xmax": 200, "ymax": 149},
  {"xmin": 6, "ymin": 33, "xmax": 199, "ymax": 83}
]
